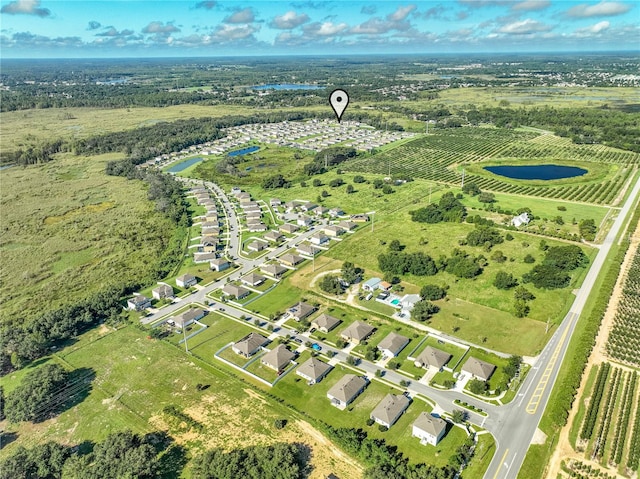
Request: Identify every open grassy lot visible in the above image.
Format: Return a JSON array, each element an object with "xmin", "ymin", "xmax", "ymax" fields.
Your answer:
[
  {"xmin": 0, "ymin": 152, "xmax": 177, "ymax": 322},
  {"xmin": 0, "ymin": 325, "xmax": 364, "ymax": 479},
  {"xmin": 247, "ymin": 277, "xmax": 309, "ymax": 318}
]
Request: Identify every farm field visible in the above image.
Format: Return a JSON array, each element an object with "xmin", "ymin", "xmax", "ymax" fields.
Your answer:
[
  {"xmin": 0, "ymin": 152, "xmax": 177, "ymax": 322},
  {"xmin": 344, "ymin": 128, "xmax": 638, "ymax": 205},
  {"xmin": 0, "ymin": 325, "xmax": 365, "ymax": 479},
  {"xmin": 568, "ymin": 362, "xmax": 640, "ymax": 478}
]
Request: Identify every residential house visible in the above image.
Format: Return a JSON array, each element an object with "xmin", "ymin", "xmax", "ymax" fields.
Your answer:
[
  {"xmin": 222, "ymin": 284, "xmax": 250, "ymax": 300},
  {"xmin": 340, "ymin": 321, "xmax": 375, "ymax": 344},
  {"xmin": 362, "ymin": 277, "xmax": 382, "ymax": 292},
  {"xmin": 279, "ymin": 254, "xmax": 304, "ymax": 267},
  {"xmin": 245, "ymin": 210, "xmax": 262, "ymax": 220},
  {"xmin": 247, "ymin": 222, "xmax": 267, "ymax": 232},
  {"xmin": 201, "ymin": 226, "xmax": 220, "ymax": 237},
  {"xmin": 127, "ymin": 295, "xmax": 151, "ymax": 311},
  {"xmin": 210, "ymin": 258, "xmax": 231, "ymax": 272},
  {"xmin": 311, "ymin": 313, "xmax": 341, "ymax": 333},
  {"xmin": 323, "ymin": 225, "xmax": 345, "ymax": 237},
  {"xmin": 260, "ymin": 263, "xmax": 288, "ymax": 278},
  {"xmin": 351, "ymin": 214, "xmax": 370, "ymax": 222},
  {"xmin": 237, "ymin": 192, "xmax": 251, "ymax": 202},
  {"xmin": 173, "ymin": 308, "xmax": 206, "ymax": 329},
  {"xmin": 279, "ymin": 223, "xmax": 299, "ymax": 234},
  {"xmin": 329, "ymin": 207, "xmax": 344, "ymax": 217},
  {"xmin": 461, "ymin": 357, "xmax": 496, "ymax": 381},
  {"xmin": 300, "ymin": 203, "xmax": 318, "ymax": 212},
  {"xmin": 261, "ymin": 344, "xmax": 295, "ymax": 374},
  {"xmin": 414, "ymin": 346, "xmax": 452, "ymax": 370},
  {"xmin": 200, "ymin": 236, "xmax": 217, "ymax": 252},
  {"xmin": 241, "ymin": 272, "xmax": 266, "ymax": 287},
  {"xmin": 327, "ymin": 374, "xmax": 368, "ymax": 410},
  {"xmin": 310, "ymin": 233, "xmax": 329, "ymax": 245},
  {"xmin": 314, "ymin": 206, "xmax": 329, "ymax": 217},
  {"xmin": 338, "ymin": 220, "xmax": 358, "ymax": 231},
  {"xmin": 379, "ymin": 281, "xmax": 392, "ymax": 291},
  {"xmin": 176, "ymin": 274, "xmax": 198, "ymax": 288},
  {"xmin": 296, "ymin": 357, "xmax": 333, "ymax": 384},
  {"xmin": 152, "ymin": 284, "xmax": 174, "ymax": 300},
  {"xmin": 400, "ymin": 294, "xmax": 421, "ymax": 310},
  {"xmin": 297, "ymin": 215, "xmax": 314, "ymax": 227},
  {"xmin": 511, "ymin": 212, "xmax": 531, "ymax": 228},
  {"xmin": 232, "ymin": 332, "xmax": 269, "ymax": 358},
  {"xmin": 193, "ymin": 252, "xmax": 217, "ymax": 264},
  {"xmin": 412, "ymin": 413, "xmax": 447, "ymax": 446},
  {"xmin": 247, "ymin": 240, "xmax": 267, "ymax": 252},
  {"xmin": 370, "ymin": 394, "xmax": 411, "ymax": 428},
  {"xmin": 377, "ymin": 332, "xmax": 410, "ymax": 358},
  {"xmin": 201, "ymin": 221, "xmax": 218, "ymax": 228},
  {"xmin": 264, "ymin": 231, "xmax": 284, "ymax": 243},
  {"xmin": 290, "ymin": 302, "xmax": 317, "ymax": 321},
  {"xmin": 284, "ymin": 200, "xmax": 299, "ymax": 212},
  {"xmin": 270, "ymin": 198, "xmax": 282, "ymax": 207},
  {"xmin": 297, "ymin": 243, "xmax": 321, "ymax": 256}
]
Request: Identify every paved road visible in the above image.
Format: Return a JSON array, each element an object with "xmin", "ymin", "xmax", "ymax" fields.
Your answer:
[
  {"xmin": 483, "ymin": 174, "xmax": 640, "ymax": 479},
  {"xmin": 144, "ymin": 176, "xmax": 640, "ymax": 479}
]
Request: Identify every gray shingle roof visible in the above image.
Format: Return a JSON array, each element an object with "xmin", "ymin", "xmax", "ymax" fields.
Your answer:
[
  {"xmin": 341, "ymin": 321, "xmax": 375, "ymax": 342},
  {"xmin": 370, "ymin": 394, "xmax": 411, "ymax": 426},
  {"xmin": 461, "ymin": 356, "xmax": 496, "ymax": 381},
  {"xmin": 377, "ymin": 332, "xmax": 409, "ymax": 356},
  {"xmin": 262, "ymin": 344, "xmax": 295, "ymax": 371},
  {"xmin": 413, "ymin": 412, "xmax": 447, "ymax": 437},
  {"xmin": 312, "ymin": 313, "xmax": 341, "ymax": 332},
  {"xmin": 415, "ymin": 346, "xmax": 452, "ymax": 369},
  {"xmin": 296, "ymin": 357, "xmax": 332, "ymax": 381},
  {"xmin": 327, "ymin": 374, "xmax": 367, "ymax": 403},
  {"xmin": 233, "ymin": 332, "xmax": 268, "ymax": 356}
]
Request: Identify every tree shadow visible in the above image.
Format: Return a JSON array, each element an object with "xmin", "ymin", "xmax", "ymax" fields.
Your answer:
[
  {"xmin": 294, "ymin": 442, "xmax": 314, "ymax": 479},
  {"xmin": 157, "ymin": 442, "xmax": 189, "ymax": 479},
  {"xmin": 35, "ymin": 367, "xmax": 96, "ymax": 423},
  {"xmin": 0, "ymin": 431, "xmax": 18, "ymax": 450}
]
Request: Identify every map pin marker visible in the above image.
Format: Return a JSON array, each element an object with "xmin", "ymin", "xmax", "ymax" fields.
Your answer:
[{"xmin": 329, "ymin": 89, "xmax": 349, "ymax": 123}]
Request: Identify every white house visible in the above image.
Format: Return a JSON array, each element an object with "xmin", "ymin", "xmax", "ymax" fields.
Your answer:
[
  {"xmin": 412, "ymin": 413, "xmax": 447, "ymax": 446},
  {"xmin": 511, "ymin": 212, "xmax": 531, "ymax": 228},
  {"xmin": 362, "ymin": 277, "xmax": 382, "ymax": 292},
  {"xmin": 176, "ymin": 274, "xmax": 197, "ymax": 288}
]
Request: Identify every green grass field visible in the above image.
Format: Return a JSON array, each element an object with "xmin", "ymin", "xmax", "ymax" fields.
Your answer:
[{"xmin": 0, "ymin": 152, "xmax": 178, "ymax": 322}]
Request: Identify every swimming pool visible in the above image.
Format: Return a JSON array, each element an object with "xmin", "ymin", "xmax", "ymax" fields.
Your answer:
[{"xmin": 390, "ymin": 299, "xmax": 400, "ymax": 306}]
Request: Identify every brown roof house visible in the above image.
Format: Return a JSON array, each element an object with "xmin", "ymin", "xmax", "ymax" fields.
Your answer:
[
  {"xmin": 461, "ymin": 357, "xmax": 496, "ymax": 381},
  {"xmin": 377, "ymin": 332, "xmax": 410, "ymax": 358},
  {"xmin": 232, "ymin": 332, "xmax": 269, "ymax": 358},
  {"xmin": 264, "ymin": 231, "xmax": 284, "ymax": 243},
  {"xmin": 241, "ymin": 272, "xmax": 266, "ymax": 287},
  {"xmin": 278, "ymin": 254, "xmax": 304, "ymax": 267},
  {"xmin": 247, "ymin": 240, "xmax": 267, "ymax": 252},
  {"xmin": 327, "ymin": 374, "xmax": 368, "ymax": 410},
  {"xmin": 260, "ymin": 263, "xmax": 288, "ymax": 278},
  {"xmin": 279, "ymin": 223, "xmax": 299, "ymax": 234},
  {"xmin": 311, "ymin": 313, "xmax": 342, "ymax": 333},
  {"xmin": 222, "ymin": 284, "xmax": 250, "ymax": 300},
  {"xmin": 289, "ymin": 302, "xmax": 317, "ymax": 321},
  {"xmin": 414, "ymin": 346, "xmax": 452, "ymax": 370},
  {"xmin": 412, "ymin": 413, "xmax": 448, "ymax": 446},
  {"xmin": 261, "ymin": 344, "xmax": 295, "ymax": 374},
  {"xmin": 340, "ymin": 321, "xmax": 375, "ymax": 344},
  {"xmin": 370, "ymin": 394, "xmax": 411, "ymax": 428},
  {"xmin": 296, "ymin": 357, "xmax": 333, "ymax": 384},
  {"xmin": 152, "ymin": 284, "xmax": 174, "ymax": 300}
]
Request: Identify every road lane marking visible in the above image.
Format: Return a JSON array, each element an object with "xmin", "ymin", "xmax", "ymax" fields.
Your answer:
[
  {"xmin": 526, "ymin": 314, "xmax": 574, "ymax": 414},
  {"xmin": 493, "ymin": 449, "xmax": 509, "ymax": 479}
]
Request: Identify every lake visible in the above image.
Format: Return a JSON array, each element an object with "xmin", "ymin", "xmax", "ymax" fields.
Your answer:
[
  {"xmin": 484, "ymin": 164, "xmax": 587, "ymax": 180},
  {"xmin": 228, "ymin": 146, "xmax": 260, "ymax": 157},
  {"xmin": 251, "ymin": 84, "xmax": 324, "ymax": 91},
  {"xmin": 166, "ymin": 157, "xmax": 203, "ymax": 173}
]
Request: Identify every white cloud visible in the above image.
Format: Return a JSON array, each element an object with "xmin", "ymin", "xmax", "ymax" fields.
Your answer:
[
  {"xmin": 566, "ymin": 1, "xmax": 632, "ymax": 18},
  {"xmin": 0, "ymin": 0, "xmax": 50, "ymax": 17},
  {"xmin": 213, "ymin": 23, "xmax": 259, "ymax": 41},
  {"xmin": 96, "ymin": 27, "xmax": 135, "ymax": 38},
  {"xmin": 142, "ymin": 21, "xmax": 180, "ymax": 34},
  {"xmin": 575, "ymin": 20, "xmax": 610, "ymax": 35},
  {"xmin": 194, "ymin": 1, "xmax": 216, "ymax": 9},
  {"xmin": 269, "ymin": 11, "xmax": 310, "ymax": 29},
  {"xmin": 497, "ymin": 18, "xmax": 552, "ymax": 34},
  {"xmin": 512, "ymin": 1, "xmax": 551, "ymax": 11},
  {"xmin": 302, "ymin": 21, "xmax": 348, "ymax": 37},
  {"xmin": 224, "ymin": 7, "xmax": 255, "ymax": 24},
  {"xmin": 387, "ymin": 4, "xmax": 416, "ymax": 21}
]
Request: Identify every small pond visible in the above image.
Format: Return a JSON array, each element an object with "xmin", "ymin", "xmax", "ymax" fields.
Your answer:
[
  {"xmin": 166, "ymin": 157, "xmax": 203, "ymax": 173},
  {"xmin": 228, "ymin": 146, "xmax": 260, "ymax": 157},
  {"xmin": 251, "ymin": 84, "xmax": 324, "ymax": 90},
  {"xmin": 484, "ymin": 164, "xmax": 587, "ymax": 181}
]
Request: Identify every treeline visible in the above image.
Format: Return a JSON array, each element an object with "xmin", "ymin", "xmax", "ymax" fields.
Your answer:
[
  {"xmin": 409, "ymin": 192, "xmax": 467, "ymax": 223},
  {"xmin": 378, "ymin": 247, "xmax": 483, "ymax": 280},
  {"xmin": 0, "ymin": 430, "xmax": 180, "ymax": 479},
  {"xmin": 522, "ymin": 245, "xmax": 588, "ymax": 289},
  {"xmin": 0, "ymin": 139, "xmax": 66, "ymax": 166},
  {"xmin": 0, "ymin": 287, "xmax": 124, "ymax": 372},
  {"xmin": 303, "ymin": 147, "xmax": 357, "ymax": 176},
  {"xmin": 191, "ymin": 443, "xmax": 308, "ymax": 479},
  {"xmin": 322, "ymin": 425, "xmax": 473, "ymax": 478}
]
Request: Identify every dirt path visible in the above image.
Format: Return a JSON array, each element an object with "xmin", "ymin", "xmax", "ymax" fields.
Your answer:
[{"xmin": 546, "ymin": 219, "xmax": 640, "ymax": 478}]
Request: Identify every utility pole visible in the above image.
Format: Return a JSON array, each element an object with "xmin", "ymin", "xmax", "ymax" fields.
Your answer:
[
  {"xmin": 425, "ymin": 120, "xmax": 429, "ymax": 135},
  {"xmin": 461, "ymin": 168, "xmax": 465, "ymax": 188},
  {"xmin": 429, "ymin": 185, "xmax": 432, "ymax": 204},
  {"xmin": 545, "ymin": 317, "xmax": 550, "ymax": 334},
  {"xmin": 183, "ymin": 322, "xmax": 189, "ymax": 353}
]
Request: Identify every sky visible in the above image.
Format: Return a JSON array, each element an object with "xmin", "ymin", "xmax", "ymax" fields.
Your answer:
[{"xmin": 0, "ymin": 0, "xmax": 638, "ymax": 58}]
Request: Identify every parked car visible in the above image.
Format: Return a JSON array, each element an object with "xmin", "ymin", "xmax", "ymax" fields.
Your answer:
[{"xmin": 311, "ymin": 343, "xmax": 321, "ymax": 351}]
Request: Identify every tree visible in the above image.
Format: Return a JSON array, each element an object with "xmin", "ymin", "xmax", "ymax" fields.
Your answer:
[
  {"xmin": 5, "ymin": 363, "xmax": 69, "ymax": 423},
  {"xmin": 321, "ymin": 190, "xmax": 329, "ymax": 198},
  {"xmin": 514, "ymin": 299, "xmax": 530, "ymax": 318},
  {"xmin": 523, "ymin": 254, "xmax": 535, "ymax": 263},
  {"xmin": 478, "ymin": 192, "xmax": 496, "ymax": 203},
  {"xmin": 579, "ymin": 218, "xmax": 597, "ymax": 241},
  {"xmin": 86, "ymin": 431, "xmax": 159, "ymax": 479},
  {"xmin": 514, "ymin": 286, "xmax": 535, "ymax": 301},
  {"xmin": 319, "ymin": 275, "xmax": 343, "ymax": 295},
  {"xmin": 504, "ymin": 355, "xmax": 522, "ymax": 380},
  {"xmin": 261, "ymin": 174, "xmax": 290, "ymax": 189},
  {"xmin": 312, "ymin": 178, "xmax": 322, "ymax": 187},
  {"xmin": 411, "ymin": 300, "xmax": 440, "ymax": 322},
  {"xmin": 466, "ymin": 226, "xmax": 504, "ymax": 248},
  {"xmin": 353, "ymin": 175, "xmax": 366, "ymax": 183},
  {"xmin": 462, "ymin": 182, "xmax": 481, "ymax": 196},
  {"xmin": 273, "ymin": 418, "xmax": 287, "ymax": 429},
  {"xmin": 346, "ymin": 184, "xmax": 354, "ymax": 194},
  {"xmin": 419, "ymin": 284, "xmax": 446, "ymax": 301},
  {"xmin": 382, "ymin": 185, "xmax": 394, "ymax": 194},
  {"xmin": 329, "ymin": 178, "xmax": 344, "ymax": 187},
  {"xmin": 341, "ymin": 262, "xmax": 362, "ymax": 285},
  {"xmin": 452, "ymin": 409, "xmax": 467, "ymax": 423},
  {"xmin": 493, "ymin": 271, "xmax": 518, "ymax": 290},
  {"xmin": 505, "ymin": 233, "xmax": 514, "ymax": 241},
  {"xmin": 491, "ymin": 250, "xmax": 507, "ymax": 263},
  {"xmin": 445, "ymin": 250, "xmax": 482, "ymax": 278},
  {"xmin": 388, "ymin": 239, "xmax": 402, "ymax": 252},
  {"xmin": 522, "ymin": 264, "xmax": 570, "ymax": 289},
  {"xmin": 468, "ymin": 379, "xmax": 487, "ymax": 395},
  {"xmin": 373, "ymin": 178, "xmax": 384, "ymax": 189},
  {"xmin": 345, "ymin": 355, "xmax": 357, "ymax": 366}
]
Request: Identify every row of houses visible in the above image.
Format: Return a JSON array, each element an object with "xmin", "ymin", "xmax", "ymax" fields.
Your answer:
[{"xmin": 127, "ymin": 273, "xmax": 200, "ymax": 311}]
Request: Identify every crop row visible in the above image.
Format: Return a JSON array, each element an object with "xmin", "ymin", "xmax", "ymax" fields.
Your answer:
[
  {"xmin": 565, "ymin": 459, "xmax": 617, "ymax": 479},
  {"xmin": 609, "ymin": 372, "xmax": 637, "ymax": 465},
  {"xmin": 580, "ymin": 362, "xmax": 611, "ymax": 441},
  {"xmin": 497, "ymin": 142, "xmax": 640, "ymax": 164},
  {"xmin": 628, "ymin": 388, "xmax": 640, "ymax": 471},
  {"xmin": 591, "ymin": 367, "xmax": 621, "ymax": 460},
  {"xmin": 607, "ymin": 248, "xmax": 640, "ymax": 367}
]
